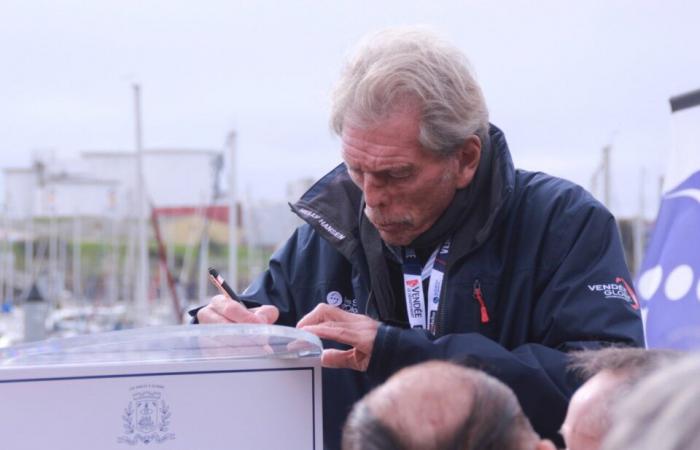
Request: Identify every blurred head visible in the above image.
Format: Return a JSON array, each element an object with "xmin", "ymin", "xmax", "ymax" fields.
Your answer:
[
  {"xmin": 561, "ymin": 369, "xmax": 624, "ymax": 450},
  {"xmin": 562, "ymin": 347, "xmax": 679, "ymax": 450},
  {"xmin": 330, "ymin": 27, "xmax": 489, "ymax": 245},
  {"xmin": 601, "ymin": 353, "xmax": 700, "ymax": 450},
  {"xmin": 342, "ymin": 361, "xmax": 555, "ymax": 450}
]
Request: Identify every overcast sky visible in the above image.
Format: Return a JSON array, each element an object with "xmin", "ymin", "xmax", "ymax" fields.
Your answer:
[{"xmin": 2, "ymin": 0, "xmax": 699, "ymax": 218}]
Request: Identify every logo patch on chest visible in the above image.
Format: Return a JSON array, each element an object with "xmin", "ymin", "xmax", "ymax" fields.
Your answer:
[
  {"xmin": 325, "ymin": 290, "xmax": 359, "ymax": 313},
  {"xmin": 326, "ymin": 291, "xmax": 343, "ymax": 307}
]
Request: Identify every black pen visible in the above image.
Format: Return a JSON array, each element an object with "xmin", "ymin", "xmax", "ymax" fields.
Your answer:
[{"xmin": 208, "ymin": 266, "xmax": 246, "ymax": 307}]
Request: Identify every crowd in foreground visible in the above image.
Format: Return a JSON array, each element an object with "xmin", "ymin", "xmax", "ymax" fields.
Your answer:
[{"xmin": 341, "ymin": 347, "xmax": 696, "ymax": 450}]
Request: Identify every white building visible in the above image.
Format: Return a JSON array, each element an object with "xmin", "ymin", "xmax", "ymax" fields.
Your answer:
[
  {"xmin": 3, "ymin": 168, "xmax": 36, "ymax": 220},
  {"xmin": 3, "ymin": 149, "xmax": 221, "ymax": 220}
]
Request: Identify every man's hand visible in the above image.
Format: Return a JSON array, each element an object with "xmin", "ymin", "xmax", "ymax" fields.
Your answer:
[
  {"xmin": 297, "ymin": 304, "xmax": 380, "ymax": 371},
  {"xmin": 196, "ymin": 295, "xmax": 279, "ymax": 324}
]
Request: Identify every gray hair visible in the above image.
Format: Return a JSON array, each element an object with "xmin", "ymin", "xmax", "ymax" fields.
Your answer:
[
  {"xmin": 330, "ymin": 27, "xmax": 489, "ymax": 156},
  {"xmin": 566, "ymin": 347, "xmax": 680, "ymax": 441},
  {"xmin": 568, "ymin": 347, "xmax": 680, "ymax": 381},
  {"xmin": 601, "ymin": 353, "xmax": 700, "ymax": 450}
]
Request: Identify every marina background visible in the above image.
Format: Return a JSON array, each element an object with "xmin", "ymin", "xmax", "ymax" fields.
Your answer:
[{"xmin": 1, "ymin": 0, "xmax": 699, "ymax": 344}]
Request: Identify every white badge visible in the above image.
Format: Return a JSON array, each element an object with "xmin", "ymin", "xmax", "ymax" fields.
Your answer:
[
  {"xmin": 402, "ymin": 241, "xmax": 449, "ymax": 332},
  {"xmin": 403, "ymin": 272, "xmax": 426, "ymax": 329}
]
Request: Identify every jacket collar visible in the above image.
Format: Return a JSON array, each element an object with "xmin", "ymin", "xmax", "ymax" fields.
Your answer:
[{"xmin": 290, "ymin": 124, "xmax": 515, "ymax": 262}]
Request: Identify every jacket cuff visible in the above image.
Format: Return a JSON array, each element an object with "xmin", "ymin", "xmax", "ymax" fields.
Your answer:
[
  {"xmin": 187, "ymin": 305, "xmax": 205, "ymax": 324},
  {"xmin": 367, "ymin": 324, "xmax": 402, "ymax": 382}
]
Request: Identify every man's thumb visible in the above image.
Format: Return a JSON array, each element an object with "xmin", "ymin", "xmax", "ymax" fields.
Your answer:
[{"xmin": 255, "ymin": 305, "xmax": 280, "ymax": 324}]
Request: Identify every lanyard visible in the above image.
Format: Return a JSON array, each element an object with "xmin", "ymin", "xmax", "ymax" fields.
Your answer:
[{"xmin": 402, "ymin": 239, "xmax": 451, "ymax": 332}]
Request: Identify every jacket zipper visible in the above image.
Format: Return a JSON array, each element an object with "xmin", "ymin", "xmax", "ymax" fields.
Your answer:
[{"xmin": 473, "ymin": 279, "xmax": 490, "ymax": 324}]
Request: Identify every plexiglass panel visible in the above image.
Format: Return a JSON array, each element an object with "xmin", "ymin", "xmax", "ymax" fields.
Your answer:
[{"xmin": 0, "ymin": 324, "xmax": 322, "ymax": 366}]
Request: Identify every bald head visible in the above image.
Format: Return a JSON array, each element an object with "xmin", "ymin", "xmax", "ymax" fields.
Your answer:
[
  {"xmin": 562, "ymin": 348, "xmax": 679, "ymax": 450},
  {"xmin": 364, "ymin": 361, "xmax": 476, "ymax": 448},
  {"xmin": 562, "ymin": 370, "xmax": 626, "ymax": 450},
  {"xmin": 342, "ymin": 361, "xmax": 554, "ymax": 450}
]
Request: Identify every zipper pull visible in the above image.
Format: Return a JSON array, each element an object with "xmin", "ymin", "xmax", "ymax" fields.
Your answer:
[{"xmin": 473, "ymin": 279, "xmax": 490, "ymax": 324}]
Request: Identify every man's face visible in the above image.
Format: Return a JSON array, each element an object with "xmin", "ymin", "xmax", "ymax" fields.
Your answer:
[
  {"xmin": 341, "ymin": 105, "xmax": 472, "ymax": 246},
  {"xmin": 561, "ymin": 370, "xmax": 624, "ymax": 450}
]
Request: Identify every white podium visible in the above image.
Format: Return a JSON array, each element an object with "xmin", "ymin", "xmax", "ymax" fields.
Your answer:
[{"xmin": 0, "ymin": 324, "xmax": 323, "ymax": 449}]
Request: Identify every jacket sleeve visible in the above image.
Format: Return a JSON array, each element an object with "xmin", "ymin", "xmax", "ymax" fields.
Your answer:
[{"xmin": 366, "ymin": 201, "xmax": 645, "ymax": 442}]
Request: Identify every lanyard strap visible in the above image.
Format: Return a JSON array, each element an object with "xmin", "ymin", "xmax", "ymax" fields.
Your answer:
[{"xmin": 402, "ymin": 239, "xmax": 451, "ymax": 332}]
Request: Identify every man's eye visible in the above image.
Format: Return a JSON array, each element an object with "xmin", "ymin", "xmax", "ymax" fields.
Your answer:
[{"xmin": 388, "ymin": 170, "xmax": 411, "ymax": 179}]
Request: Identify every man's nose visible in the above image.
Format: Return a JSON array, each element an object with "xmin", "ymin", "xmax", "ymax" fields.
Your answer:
[{"xmin": 362, "ymin": 174, "xmax": 387, "ymax": 209}]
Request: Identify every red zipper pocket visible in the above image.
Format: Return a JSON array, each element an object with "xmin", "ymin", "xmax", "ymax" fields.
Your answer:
[{"xmin": 473, "ymin": 279, "xmax": 490, "ymax": 324}]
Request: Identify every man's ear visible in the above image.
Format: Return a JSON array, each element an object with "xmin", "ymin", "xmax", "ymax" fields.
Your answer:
[
  {"xmin": 536, "ymin": 439, "xmax": 557, "ymax": 450},
  {"xmin": 454, "ymin": 135, "xmax": 481, "ymax": 189}
]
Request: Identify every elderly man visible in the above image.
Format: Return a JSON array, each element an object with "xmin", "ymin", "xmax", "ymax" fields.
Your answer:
[
  {"xmin": 342, "ymin": 361, "xmax": 556, "ymax": 450},
  {"xmin": 561, "ymin": 347, "xmax": 679, "ymax": 450},
  {"xmin": 195, "ymin": 27, "xmax": 643, "ymax": 448}
]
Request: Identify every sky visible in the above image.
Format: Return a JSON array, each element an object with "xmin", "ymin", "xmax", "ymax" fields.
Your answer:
[{"xmin": 1, "ymin": 0, "xmax": 699, "ymax": 219}]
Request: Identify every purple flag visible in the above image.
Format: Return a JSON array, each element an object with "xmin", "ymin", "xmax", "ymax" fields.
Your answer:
[{"xmin": 637, "ymin": 89, "xmax": 700, "ymax": 349}]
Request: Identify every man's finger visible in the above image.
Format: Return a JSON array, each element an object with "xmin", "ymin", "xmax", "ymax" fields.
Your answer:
[
  {"xmin": 286, "ymin": 338, "xmax": 318, "ymax": 355},
  {"xmin": 253, "ymin": 305, "xmax": 280, "ymax": 324},
  {"xmin": 297, "ymin": 303, "xmax": 363, "ymax": 328},
  {"xmin": 197, "ymin": 305, "xmax": 236, "ymax": 324},
  {"xmin": 207, "ymin": 295, "xmax": 274, "ymax": 323},
  {"xmin": 300, "ymin": 323, "xmax": 365, "ymax": 347},
  {"xmin": 214, "ymin": 296, "xmax": 264, "ymax": 323},
  {"xmin": 321, "ymin": 348, "xmax": 356, "ymax": 369}
]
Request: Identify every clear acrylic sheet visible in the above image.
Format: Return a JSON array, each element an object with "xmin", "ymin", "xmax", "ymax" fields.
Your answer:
[{"xmin": 0, "ymin": 324, "xmax": 322, "ymax": 367}]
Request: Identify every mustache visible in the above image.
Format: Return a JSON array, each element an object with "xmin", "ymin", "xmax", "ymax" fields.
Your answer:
[{"xmin": 364, "ymin": 207, "xmax": 413, "ymax": 227}]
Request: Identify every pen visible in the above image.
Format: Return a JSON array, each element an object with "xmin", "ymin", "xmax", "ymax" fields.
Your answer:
[{"xmin": 208, "ymin": 266, "xmax": 246, "ymax": 307}]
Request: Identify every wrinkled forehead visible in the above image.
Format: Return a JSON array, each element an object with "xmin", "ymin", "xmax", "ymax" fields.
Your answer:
[{"xmin": 342, "ymin": 94, "xmax": 424, "ymax": 132}]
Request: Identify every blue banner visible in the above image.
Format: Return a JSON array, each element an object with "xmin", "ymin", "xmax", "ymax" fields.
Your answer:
[{"xmin": 637, "ymin": 90, "xmax": 700, "ymax": 349}]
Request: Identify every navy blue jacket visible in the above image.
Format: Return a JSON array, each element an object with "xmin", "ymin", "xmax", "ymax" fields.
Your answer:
[{"xmin": 236, "ymin": 126, "xmax": 644, "ymax": 448}]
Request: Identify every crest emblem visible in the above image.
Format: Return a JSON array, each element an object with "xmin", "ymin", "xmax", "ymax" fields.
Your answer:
[
  {"xmin": 326, "ymin": 291, "xmax": 343, "ymax": 307},
  {"xmin": 118, "ymin": 385, "xmax": 175, "ymax": 445}
]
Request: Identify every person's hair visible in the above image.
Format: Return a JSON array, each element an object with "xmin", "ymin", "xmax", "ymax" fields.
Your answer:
[
  {"xmin": 568, "ymin": 347, "xmax": 679, "ymax": 381},
  {"xmin": 453, "ymin": 368, "xmax": 538, "ymax": 450},
  {"xmin": 566, "ymin": 347, "xmax": 681, "ymax": 442},
  {"xmin": 330, "ymin": 27, "xmax": 489, "ymax": 156},
  {"xmin": 601, "ymin": 353, "xmax": 700, "ymax": 450},
  {"xmin": 342, "ymin": 361, "xmax": 538, "ymax": 450},
  {"xmin": 342, "ymin": 402, "xmax": 403, "ymax": 450}
]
